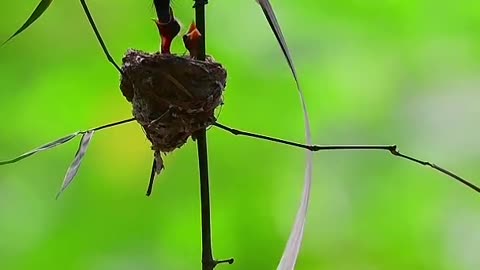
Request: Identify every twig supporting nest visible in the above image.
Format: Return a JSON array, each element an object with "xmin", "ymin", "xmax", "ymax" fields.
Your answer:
[{"xmin": 120, "ymin": 49, "xmax": 227, "ymax": 171}]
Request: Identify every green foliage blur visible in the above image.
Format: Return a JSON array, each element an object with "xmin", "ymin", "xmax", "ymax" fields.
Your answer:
[{"xmin": 1, "ymin": 1, "xmax": 480, "ymax": 269}]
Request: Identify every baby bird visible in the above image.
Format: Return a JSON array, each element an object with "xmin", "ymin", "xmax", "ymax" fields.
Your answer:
[
  {"xmin": 154, "ymin": 7, "xmax": 181, "ymax": 54},
  {"xmin": 182, "ymin": 22, "xmax": 202, "ymax": 58}
]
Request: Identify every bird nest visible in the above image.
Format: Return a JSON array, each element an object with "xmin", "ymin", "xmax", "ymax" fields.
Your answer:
[{"xmin": 120, "ymin": 49, "xmax": 227, "ymax": 169}]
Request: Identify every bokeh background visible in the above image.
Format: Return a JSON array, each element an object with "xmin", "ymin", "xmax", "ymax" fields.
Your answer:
[{"xmin": 1, "ymin": 1, "xmax": 480, "ymax": 269}]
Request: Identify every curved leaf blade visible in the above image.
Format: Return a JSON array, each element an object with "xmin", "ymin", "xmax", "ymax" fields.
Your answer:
[
  {"xmin": 56, "ymin": 130, "xmax": 95, "ymax": 199},
  {"xmin": 0, "ymin": 132, "xmax": 81, "ymax": 166},
  {"xmin": 255, "ymin": 1, "xmax": 314, "ymax": 269},
  {"xmin": 2, "ymin": 0, "xmax": 54, "ymax": 46},
  {"xmin": 256, "ymin": 0, "xmax": 300, "ymax": 84}
]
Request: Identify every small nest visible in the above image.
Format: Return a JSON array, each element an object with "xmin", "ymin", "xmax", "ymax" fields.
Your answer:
[{"xmin": 120, "ymin": 49, "xmax": 227, "ymax": 170}]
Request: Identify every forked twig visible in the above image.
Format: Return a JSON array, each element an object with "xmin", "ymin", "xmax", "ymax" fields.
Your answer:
[{"xmin": 212, "ymin": 122, "xmax": 480, "ymax": 194}]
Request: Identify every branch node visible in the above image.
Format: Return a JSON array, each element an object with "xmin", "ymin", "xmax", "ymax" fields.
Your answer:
[
  {"xmin": 215, "ymin": 258, "xmax": 235, "ymax": 266},
  {"xmin": 388, "ymin": 144, "xmax": 398, "ymax": 155}
]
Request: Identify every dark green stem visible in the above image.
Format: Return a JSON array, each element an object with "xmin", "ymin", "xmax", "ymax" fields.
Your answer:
[{"xmin": 193, "ymin": 1, "xmax": 213, "ymax": 270}]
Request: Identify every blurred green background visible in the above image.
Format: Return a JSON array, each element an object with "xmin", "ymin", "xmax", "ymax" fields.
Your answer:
[{"xmin": 1, "ymin": 1, "xmax": 480, "ymax": 269}]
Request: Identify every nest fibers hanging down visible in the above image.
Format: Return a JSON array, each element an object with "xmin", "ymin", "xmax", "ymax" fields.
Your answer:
[{"xmin": 120, "ymin": 49, "xmax": 227, "ymax": 172}]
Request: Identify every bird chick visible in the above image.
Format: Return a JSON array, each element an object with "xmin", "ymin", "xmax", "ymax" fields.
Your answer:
[
  {"xmin": 154, "ymin": 7, "xmax": 181, "ymax": 54},
  {"xmin": 182, "ymin": 22, "xmax": 202, "ymax": 58}
]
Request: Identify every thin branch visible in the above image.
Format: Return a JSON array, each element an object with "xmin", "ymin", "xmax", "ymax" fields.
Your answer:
[
  {"xmin": 212, "ymin": 122, "xmax": 480, "ymax": 194},
  {"xmin": 193, "ymin": 0, "xmax": 207, "ymax": 60},
  {"xmin": 93, "ymin": 118, "xmax": 136, "ymax": 132},
  {"xmin": 196, "ymin": 129, "xmax": 215, "ymax": 270},
  {"xmin": 193, "ymin": 1, "xmax": 218, "ymax": 270},
  {"xmin": 0, "ymin": 118, "xmax": 136, "ymax": 166},
  {"xmin": 80, "ymin": 0, "xmax": 124, "ymax": 75},
  {"xmin": 146, "ymin": 158, "xmax": 157, "ymax": 196}
]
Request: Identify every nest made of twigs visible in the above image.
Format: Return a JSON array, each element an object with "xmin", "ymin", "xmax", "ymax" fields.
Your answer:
[{"xmin": 120, "ymin": 49, "xmax": 227, "ymax": 157}]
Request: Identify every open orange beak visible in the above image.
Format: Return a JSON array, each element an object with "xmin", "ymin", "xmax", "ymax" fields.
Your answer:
[
  {"xmin": 154, "ymin": 7, "xmax": 181, "ymax": 54},
  {"xmin": 182, "ymin": 22, "xmax": 202, "ymax": 58}
]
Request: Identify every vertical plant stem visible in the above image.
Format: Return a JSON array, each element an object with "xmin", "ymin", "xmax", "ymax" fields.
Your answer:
[
  {"xmin": 197, "ymin": 129, "xmax": 214, "ymax": 270},
  {"xmin": 194, "ymin": 1, "xmax": 207, "ymax": 60},
  {"xmin": 194, "ymin": 1, "xmax": 214, "ymax": 270}
]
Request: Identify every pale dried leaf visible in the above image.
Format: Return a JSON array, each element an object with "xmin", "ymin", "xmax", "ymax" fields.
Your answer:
[
  {"xmin": 255, "ymin": 1, "xmax": 314, "ymax": 269},
  {"xmin": 56, "ymin": 130, "xmax": 94, "ymax": 199}
]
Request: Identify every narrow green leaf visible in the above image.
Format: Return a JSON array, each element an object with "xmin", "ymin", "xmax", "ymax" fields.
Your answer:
[
  {"xmin": 255, "ymin": 0, "xmax": 299, "ymax": 85},
  {"xmin": 2, "ymin": 0, "xmax": 54, "ymax": 46},
  {"xmin": 0, "ymin": 132, "xmax": 82, "ymax": 166}
]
